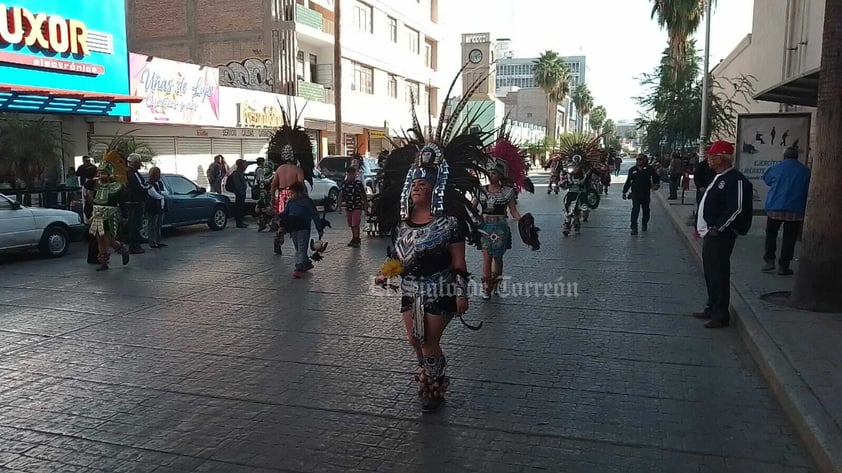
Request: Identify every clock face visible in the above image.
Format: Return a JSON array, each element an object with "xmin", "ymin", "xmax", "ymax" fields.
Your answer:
[{"xmin": 469, "ymin": 49, "xmax": 483, "ymax": 64}]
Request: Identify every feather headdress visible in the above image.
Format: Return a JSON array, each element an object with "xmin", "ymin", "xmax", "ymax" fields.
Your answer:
[
  {"xmin": 266, "ymin": 101, "xmax": 315, "ymax": 185},
  {"xmin": 372, "ymin": 64, "xmax": 494, "ymax": 245},
  {"xmin": 486, "ymin": 120, "xmax": 528, "ymax": 192},
  {"xmin": 556, "ymin": 133, "xmax": 605, "ymax": 166}
]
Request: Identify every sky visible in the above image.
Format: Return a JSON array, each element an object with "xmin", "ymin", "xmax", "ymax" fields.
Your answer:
[{"xmin": 438, "ymin": 0, "xmax": 755, "ymax": 123}]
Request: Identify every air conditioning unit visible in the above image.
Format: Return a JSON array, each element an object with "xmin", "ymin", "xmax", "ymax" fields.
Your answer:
[{"xmin": 316, "ymin": 64, "xmax": 333, "ymax": 89}]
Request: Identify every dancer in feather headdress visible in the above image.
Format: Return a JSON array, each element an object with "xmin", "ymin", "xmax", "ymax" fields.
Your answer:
[
  {"xmin": 268, "ymin": 105, "xmax": 316, "ymax": 255},
  {"xmin": 372, "ymin": 68, "xmax": 490, "ymax": 413},
  {"xmin": 556, "ymin": 133, "xmax": 604, "ymax": 230},
  {"xmin": 474, "ymin": 123, "xmax": 537, "ymax": 299}
]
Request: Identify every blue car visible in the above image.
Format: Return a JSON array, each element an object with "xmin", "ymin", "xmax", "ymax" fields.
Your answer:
[{"xmin": 140, "ymin": 173, "xmax": 231, "ymax": 240}]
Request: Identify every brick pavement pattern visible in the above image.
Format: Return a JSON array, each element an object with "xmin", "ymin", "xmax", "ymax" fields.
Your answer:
[{"xmin": 0, "ymin": 166, "xmax": 816, "ymax": 472}]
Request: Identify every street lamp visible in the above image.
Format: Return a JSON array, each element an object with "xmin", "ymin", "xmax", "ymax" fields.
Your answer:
[{"xmin": 698, "ymin": 0, "xmax": 713, "ymax": 156}]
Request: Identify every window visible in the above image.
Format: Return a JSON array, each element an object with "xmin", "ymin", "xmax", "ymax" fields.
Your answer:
[
  {"xmin": 353, "ymin": 2, "xmax": 373, "ymax": 34},
  {"xmin": 0, "ymin": 195, "xmax": 12, "ymax": 210},
  {"xmin": 405, "ymin": 80, "xmax": 420, "ymax": 103},
  {"xmin": 388, "ymin": 17, "xmax": 397, "ymax": 42},
  {"xmin": 388, "ymin": 75, "xmax": 398, "ymax": 98},
  {"xmin": 165, "ymin": 176, "xmax": 198, "ymax": 195},
  {"xmin": 296, "ymin": 50, "xmax": 305, "ymax": 81},
  {"xmin": 424, "ymin": 42, "xmax": 432, "ymax": 68},
  {"xmin": 406, "ymin": 27, "xmax": 420, "ymax": 54},
  {"xmin": 351, "ymin": 62, "xmax": 373, "ymax": 94},
  {"xmin": 309, "ymin": 54, "xmax": 318, "ymax": 82}
]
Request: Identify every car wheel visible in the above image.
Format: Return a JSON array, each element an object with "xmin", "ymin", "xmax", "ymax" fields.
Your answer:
[
  {"xmin": 140, "ymin": 217, "xmax": 149, "ymax": 242},
  {"xmin": 39, "ymin": 225, "xmax": 69, "ymax": 258},
  {"xmin": 325, "ymin": 188, "xmax": 339, "ymax": 212},
  {"xmin": 208, "ymin": 205, "xmax": 228, "ymax": 230}
]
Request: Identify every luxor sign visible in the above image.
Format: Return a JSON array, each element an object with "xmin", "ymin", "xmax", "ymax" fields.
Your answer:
[{"xmin": 0, "ymin": 2, "xmax": 112, "ymax": 75}]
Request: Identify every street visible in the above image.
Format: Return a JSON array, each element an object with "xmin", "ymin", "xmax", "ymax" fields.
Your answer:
[{"xmin": 0, "ymin": 170, "xmax": 815, "ymax": 473}]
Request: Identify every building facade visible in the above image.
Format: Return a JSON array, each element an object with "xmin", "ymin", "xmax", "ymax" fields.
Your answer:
[
  {"xmin": 126, "ymin": 0, "xmax": 443, "ymax": 156},
  {"xmin": 712, "ymin": 0, "xmax": 825, "ymax": 142}
]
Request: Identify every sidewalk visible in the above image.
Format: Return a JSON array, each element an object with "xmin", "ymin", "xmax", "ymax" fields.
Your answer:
[{"xmin": 655, "ymin": 187, "xmax": 842, "ymax": 473}]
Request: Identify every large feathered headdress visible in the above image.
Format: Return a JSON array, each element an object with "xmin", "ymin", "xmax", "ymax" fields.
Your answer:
[
  {"xmin": 266, "ymin": 102, "xmax": 315, "ymax": 185},
  {"xmin": 486, "ymin": 119, "xmax": 529, "ymax": 192},
  {"xmin": 556, "ymin": 133, "xmax": 604, "ymax": 167},
  {"xmin": 373, "ymin": 65, "xmax": 494, "ymax": 245}
]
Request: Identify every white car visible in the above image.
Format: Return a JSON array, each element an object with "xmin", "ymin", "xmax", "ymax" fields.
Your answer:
[
  {"xmin": 0, "ymin": 193, "xmax": 86, "ymax": 258},
  {"xmin": 221, "ymin": 163, "xmax": 340, "ymax": 212}
]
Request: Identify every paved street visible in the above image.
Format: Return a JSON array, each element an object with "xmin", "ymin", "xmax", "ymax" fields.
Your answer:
[{"xmin": 0, "ymin": 168, "xmax": 816, "ymax": 473}]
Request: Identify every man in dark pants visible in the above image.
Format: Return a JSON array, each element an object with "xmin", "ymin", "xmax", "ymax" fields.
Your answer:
[
  {"xmin": 668, "ymin": 151, "xmax": 683, "ymax": 200},
  {"xmin": 125, "ymin": 154, "xmax": 151, "ymax": 254},
  {"xmin": 622, "ymin": 154, "xmax": 660, "ymax": 235},
  {"xmin": 761, "ymin": 146, "xmax": 810, "ymax": 275},
  {"xmin": 228, "ymin": 159, "xmax": 249, "ymax": 228},
  {"xmin": 692, "ymin": 141, "xmax": 753, "ymax": 328}
]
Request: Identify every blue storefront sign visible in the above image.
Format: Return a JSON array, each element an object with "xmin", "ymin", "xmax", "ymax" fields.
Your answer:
[{"xmin": 0, "ymin": 0, "xmax": 133, "ymax": 116}]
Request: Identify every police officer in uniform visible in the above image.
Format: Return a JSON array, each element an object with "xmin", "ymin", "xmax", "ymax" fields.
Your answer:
[{"xmin": 692, "ymin": 141, "xmax": 753, "ymax": 328}]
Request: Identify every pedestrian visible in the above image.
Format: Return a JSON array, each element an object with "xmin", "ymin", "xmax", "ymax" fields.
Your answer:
[
  {"xmin": 227, "ymin": 159, "xmax": 249, "ymax": 228},
  {"xmin": 337, "ymin": 166, "xmax": 366, "ymax": 247},
  {"xmin": 145, "ymin": 167, "xmax": 168, "ymax": 248},
  {"xmin": 125, "ymin": 153, "xmax": 151, "ymax": 254},
  {"xmin": 276, "ymin": 181, "xmax": 325, "ymax": 278},
  {"xmin": 668, "ymin": 151, "xmax": 682, "ymax": 200},
  {"xmin": 75, "ymin": 156, "xmax": 97, "ymax": 186},
  {"xmin": 64, "ymin": 167, "xmax": 79, "ymax": 188},
  {"xmin": 267, "ymin": 121, "xmax": 315, "ymax": 254},
  {"xmin": 623, "ymin": 153, "xmax": 660, "ymax": 235},
  {"xmin": 692, "ymin": 141, "xmax": 753, "ymax": 328},
  {"xmin": 206, "ymin": 155, "xmax": 224, "ymax": 193},
  {"xmin": 82, "ymin": 183, "xmax": 99, "ymax": 265},
  {"xmin": 762, "ymin": 146, "xmax": 810, "ymax": 275}
]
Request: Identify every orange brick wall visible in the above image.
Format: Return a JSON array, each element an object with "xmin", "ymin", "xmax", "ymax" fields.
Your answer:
[
  {"xmin": 130, "ymin": 0, "xmax": 188, "ymax": 39},
  {"xmin": 196, "ymin": 0, "xmax": 264, "ymax": 35}
]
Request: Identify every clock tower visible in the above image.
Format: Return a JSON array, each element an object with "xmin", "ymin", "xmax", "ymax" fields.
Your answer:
[{"xmin": 461, "ymin": 33, "xmax": 495, "ymax": 99}]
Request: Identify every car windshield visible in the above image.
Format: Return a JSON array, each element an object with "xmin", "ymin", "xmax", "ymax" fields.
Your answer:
[{"xmin": 320, "ymin": 158, "xmax": 348, "ymax": 172}]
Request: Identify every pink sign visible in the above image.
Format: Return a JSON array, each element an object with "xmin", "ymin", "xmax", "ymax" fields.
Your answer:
[{"xmin": 129, "ymin": 53, "xmax": 220, "ymax": 126}]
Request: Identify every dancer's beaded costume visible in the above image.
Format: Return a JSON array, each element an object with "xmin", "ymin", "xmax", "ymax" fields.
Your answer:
[
  {"xmin": 372, "ymin": 68, "xmax": 490, "ymax": 411},
  {"xmin": 87, "ymin": 161, "xmax": 129, "ymax": 269}
]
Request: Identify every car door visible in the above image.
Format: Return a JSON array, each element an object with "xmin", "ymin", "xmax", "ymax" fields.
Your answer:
[
  {"xmin": 308, "ymin": 174, "xmax": 327, "ymax": 201},
  {"xmin": 162, "ymin": 175, "xmax": 202, "ymax": 225},
  {"xmin": 0, "ymin": 194, "xmax": 37, "ymax": 249}
]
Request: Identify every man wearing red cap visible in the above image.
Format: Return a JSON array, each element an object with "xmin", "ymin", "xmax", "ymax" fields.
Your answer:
[{"xmin": 692, "ymin": 141, "xmax": 754, "ymax": 328}]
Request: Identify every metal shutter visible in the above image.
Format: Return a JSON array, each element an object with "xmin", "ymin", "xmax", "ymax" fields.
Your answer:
[
  {"xmin": 242, "ymin": 139, "xmax": 267, "ymax": 160},
  {"xmin": 211, "ymin": 139, "xmax": 242, "ymax": 158},
  {"xmin": 175, "ymin": 138, "xmax": 213, "ymax": 185}
]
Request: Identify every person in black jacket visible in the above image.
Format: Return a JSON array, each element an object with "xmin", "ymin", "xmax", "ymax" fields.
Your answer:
[
  {"xmin": 228, "ymin": 159, "xmax": 249, "ymax": 228},
  {"xmin": 692, "ymin": 141, "xmax": 753, "ymax": 328},
  {"xmin": 126, "ymin": 154, "xmax": 151, "ymax": 254},
  {"xmin": 622, "ymin": 154, "xmax": 660, "ymax": 235}
]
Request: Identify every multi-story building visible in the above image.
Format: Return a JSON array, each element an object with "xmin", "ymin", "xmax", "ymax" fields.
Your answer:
[
  {"xmin": 126, "ymin": 0, "xmax": 443, "ymax": 156},
  {"xmin": 493, "ymin": 48, "xmax": 587, "ymax": 132}
]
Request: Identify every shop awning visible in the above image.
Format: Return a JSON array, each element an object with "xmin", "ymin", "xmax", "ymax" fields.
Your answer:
[
  {"xmin": 0, "ymin": 84, "xmax": 143, "ymax": 115},
  {"xmin": 754, "ymin": 68, "xmax": 820, "ymax": 108}
]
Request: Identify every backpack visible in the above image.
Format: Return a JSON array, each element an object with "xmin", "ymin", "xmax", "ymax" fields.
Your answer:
[{"xmin": 225, "ymin": 175, "xmax": 235, "ymax": 193}]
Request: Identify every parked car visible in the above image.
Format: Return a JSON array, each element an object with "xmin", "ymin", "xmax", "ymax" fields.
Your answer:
[
  {"xmin": 139, "ymin": 173, "xmax": 231, "ymax": 240},
  {"xmin": 221, "ymin": 162, "xmax": 340, "ymax": 212},
  {"xmin": 0, "ymin": 192, "xmax": 86, "ymax": 258},
  {"xmin": 318, "ymin": 156, "xmax": 380, "ymax": 193}
]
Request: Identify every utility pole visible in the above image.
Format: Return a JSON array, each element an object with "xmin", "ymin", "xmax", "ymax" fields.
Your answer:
[
  {"xmin": 333, "ymin": 0, "xmax": 342, "ymax": 155},
  {"xmin": 698, "ymin": 0, "xmax": 713, "ymax": 155}
]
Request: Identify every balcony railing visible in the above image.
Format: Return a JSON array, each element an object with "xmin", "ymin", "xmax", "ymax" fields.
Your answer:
[
  {"xmin": 297, "ymin": 80, "xmax": 327, "ymax": 103},
  {"xmin": 295, "ymin": 4, "xmax": 331, "ymax": 34}
]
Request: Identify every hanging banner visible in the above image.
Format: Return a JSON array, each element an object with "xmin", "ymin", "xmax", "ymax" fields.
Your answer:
[
  {"xmin": 129, "ymin": 53, "xmax": 220, "ymax": 126},
  {"xmin": 735, "ymin": 113, "xmax": 811, "ymax": 205}
]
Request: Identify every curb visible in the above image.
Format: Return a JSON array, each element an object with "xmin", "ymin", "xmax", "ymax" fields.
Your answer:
[{"xmin": 654, "ymin": 191, "xmax": 842, "ymax": 473}]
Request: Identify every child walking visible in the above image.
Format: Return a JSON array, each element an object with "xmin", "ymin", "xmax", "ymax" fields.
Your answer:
[
  {"xmin": 337, "ymin": 166, "xmax": 366, "ymax": 247},
  {"xmin": 277, "ymin": 182, "xmax": 325, "ymax": 278}
]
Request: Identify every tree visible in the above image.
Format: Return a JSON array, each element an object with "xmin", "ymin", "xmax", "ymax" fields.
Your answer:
[
  {"xmin": 589, "ymin": 105, "xmax": 606, "ymax": 136},
  {"xmin": 533, "ymin": 51, "xmax": 571, "ymax": 143},
  {"xmin": 650, "ymin": 0, "xmax": 712, "ymax": 76},
  {"xmin": 789, "ymin": 0, "xmax": 842, "ymax": 311},
  {"xmin": 602, "ymin": 118, "xmax": 616, "ymax": 138},
  {"xmin": 572, "ymin": 83, "xmax": 594, "ymax": 133},
  {"xmin": 0, "ymin": 114, "xmax": 70, "ymax": 188}
]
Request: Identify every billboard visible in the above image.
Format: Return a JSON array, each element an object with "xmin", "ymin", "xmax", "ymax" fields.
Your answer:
[
  {"xmin": 735, "ymin": 113, "xmax": 812, "ymax": 206},
  {"xmin": 0, "ymin": 0, "xmax": 131, "ymax": 116},
  {"xmin": 129, "ymin": 54, "xmax": 220, "ymax": 126}
]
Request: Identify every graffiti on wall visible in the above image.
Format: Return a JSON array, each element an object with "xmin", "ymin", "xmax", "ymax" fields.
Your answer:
[{"xmin": 218, "ymin": 58, "xmax": 273, "ymax": 92}]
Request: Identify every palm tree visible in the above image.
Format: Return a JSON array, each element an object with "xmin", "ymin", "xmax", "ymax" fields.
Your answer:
[
  {"xmin": 572, "ymin": 83, "xmax": 594, "ymax": 133},
  {"xmin": 789, "ymin": 0, "xmax": 842, "ymax": 311},
  {"xmin": 533, "ymin": 51, "xmax": 571, "ymax": 144},
  {"xmin": 589, "ymin": 105, "xmax": 607, "ymax": 136},
  {"xmin": 650, "ymin": 0, "xmax": 712, "ymax": 75}
]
